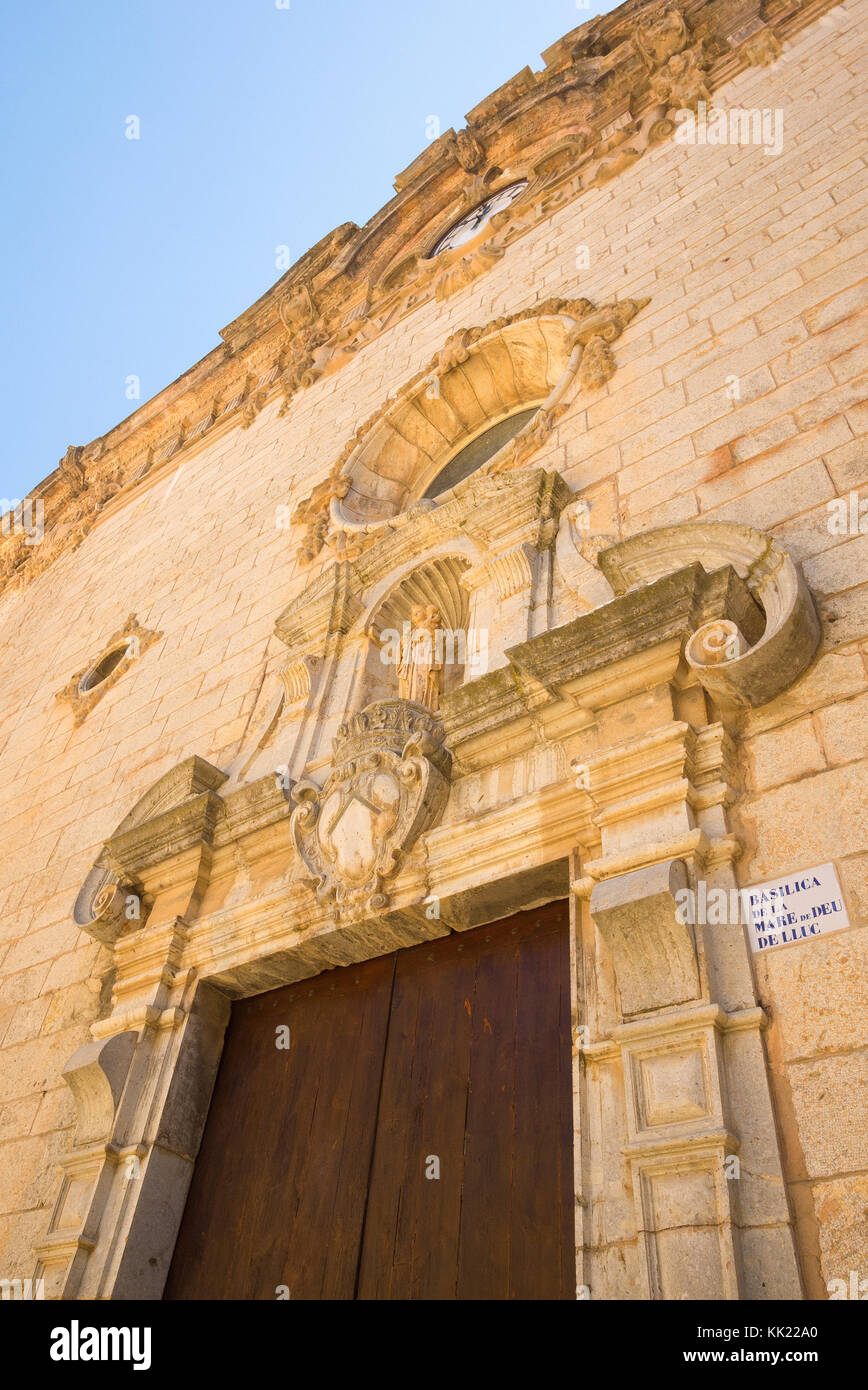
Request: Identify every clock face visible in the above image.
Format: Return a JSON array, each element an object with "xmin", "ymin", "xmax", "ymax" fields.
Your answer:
[{"xmin": 428, "ymin": 180, "xmax": 528, "ymax": 257}]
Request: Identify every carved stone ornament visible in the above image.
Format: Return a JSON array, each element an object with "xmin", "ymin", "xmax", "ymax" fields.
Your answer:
[
  {"xmin": 292, "ymin": 295, "xmax": 647, "ymax": 563},
  {"xmin": 631, "ymin": 5, "xmax": 692, "ymax": 70},
  {"xmin": 290, "ymin": 700, "xmax": 452, "ymax": 920},
  {"xmin": 630, "ymin": 4, "xmax": 712, "ymax": 111},
  {"xmin": 450, "ymin": 127, "xmax": 486, "ymax": 173},
  {"xmin": 598, "ymin": 521, "xmax": 821, "ymax": 708},
  {"xmin": 72, "ymin": 756, "xmax": 228, "ymax": 944},
  {"xmin": 748, "ymin": 26, "xmax": 784, "ymax": 66}
]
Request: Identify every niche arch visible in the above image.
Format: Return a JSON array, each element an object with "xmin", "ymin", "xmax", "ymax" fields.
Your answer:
[{"xmin": 358, "ymin": 553, "xmax": 473, "ymax": 709}]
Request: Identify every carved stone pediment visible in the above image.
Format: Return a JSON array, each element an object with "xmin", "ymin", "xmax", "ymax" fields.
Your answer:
[
  {"xmin": 438, "ymin": 561, "xmax": 766, "ymax": 769},
  {"xmin": 73, "ymin": 756, "xmax": 227, "ymax": 944},
  {"xmin": 354, "ymin": 466, "xmax": 573, "ymax": 586},
  {"xmin": 290, "ymin": 700, "xmax": 451, "ymax": 920},
  {"xmin": 274, "ymin": 466, "xmax": 573, "ymax": 652},
  {"xmin": 274, "ymin": 559, "xmax": 363, "ymax": 658}
]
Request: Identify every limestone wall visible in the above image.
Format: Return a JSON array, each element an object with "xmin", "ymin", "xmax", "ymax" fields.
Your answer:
[{"xmin": 0, "ymin": 0, "xmax": 865, "ymax": 1295}]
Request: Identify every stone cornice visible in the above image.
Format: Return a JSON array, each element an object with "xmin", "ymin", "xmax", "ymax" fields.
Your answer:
[
  {"xmin": 0, "ymin": 0, "xmax": 838, "ymax": 601},
  {"xmin": 103, "ymin": 791, "xmax": 225, "ymax": 885},
  {"xmin": 439, "ymin": 562, "xmax": 762, "ymax": 767}
]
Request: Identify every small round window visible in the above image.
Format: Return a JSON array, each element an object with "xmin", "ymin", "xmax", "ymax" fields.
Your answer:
[
  {"xmin": 421, "ymin": 408, "xmax": 538, "ymax": 499},
  {"xmin": 79, "ymin": 644, "xmax": 130, "ymax": 694}
]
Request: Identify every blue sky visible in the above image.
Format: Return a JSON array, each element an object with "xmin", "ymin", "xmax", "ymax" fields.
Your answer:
[{"xmin": 0, "ymin": 0, "xmax": 609, "ymax": 503}]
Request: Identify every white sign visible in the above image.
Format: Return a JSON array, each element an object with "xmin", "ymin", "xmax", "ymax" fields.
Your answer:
[{"xmin": 742, "ymin": 862, "xmax": 849, "ymax": 953}]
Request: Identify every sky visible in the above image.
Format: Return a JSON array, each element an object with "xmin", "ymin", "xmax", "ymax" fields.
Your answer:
[{"xmin": 0, "ymin": 0, "xmax": 610, "ymax": 504}]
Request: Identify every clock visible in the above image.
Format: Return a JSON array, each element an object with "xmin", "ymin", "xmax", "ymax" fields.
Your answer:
[{"xmin": 427, "ymin": 180, "xmax": 528, "ymax": 257}]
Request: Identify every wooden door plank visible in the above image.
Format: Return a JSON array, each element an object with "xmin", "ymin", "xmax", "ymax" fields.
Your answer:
[
  {"xmin": 356, "ymin": 935, "xmax": 475, "ymax": 1300},
  {"xmin": 404, "ymin": 938, "xmax": 475, "ymax": 1300},
  {"xmin": 359, "ymin": 903, "xmax": 573, "ymax": 1301},
  {"xmin": 456, "ymin": 924, "xmax": 519, "ymax": 1299},
  {"xmin": 164, "ymin": 952, "xmax": 394, "ymax": 1300},
  {"xmin": 510, "ymin": 902, "xmax": 574, "ymax": 1299}
]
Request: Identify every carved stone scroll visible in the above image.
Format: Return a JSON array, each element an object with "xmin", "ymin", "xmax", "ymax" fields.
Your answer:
[{"xmin": 598, "ymin": 522, "xmax": 821, "ymax": 708}]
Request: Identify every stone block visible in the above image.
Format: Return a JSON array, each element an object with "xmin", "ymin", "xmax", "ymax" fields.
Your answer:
[
  {"xmin": 737, "ymin": 1224, "xmax": 803, "ymax": 1300},
  {"xmin": 817, "ymin": 691, "xmax": 868, "ymax": 764},
  {"xmin": 814, "ymin": 1174, "xmax": 868, "ymax": 1288},
  {"xmin": 788, "ymin": 1052, "xmax": 868, "ymax": 1177},
  {"xmin": 741, "ymin": 763, "xmax": 868, "ymax": 879},
  {"xmin": 745, "ymin": 718, "xmax": 826, "ymax": 792}
]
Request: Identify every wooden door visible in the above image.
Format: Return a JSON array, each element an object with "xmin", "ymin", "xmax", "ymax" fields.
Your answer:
[{"xmin": 165, "ymin": 900, "xmax": 574, "ymax": 1300}]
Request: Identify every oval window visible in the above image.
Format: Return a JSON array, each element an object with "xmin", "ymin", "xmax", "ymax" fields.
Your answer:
[
  {"xmin": 421, "ymin": 408, "xmax": 538, "ymax": 499},
  {"xmin": 79, "ymin": 644, "xmax": 130, "ymax": 694}
]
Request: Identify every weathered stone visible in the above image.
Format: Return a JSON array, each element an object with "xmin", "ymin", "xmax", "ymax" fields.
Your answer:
[
  {"xmin": 741, "ymin": 764, "xmax": 868, "ymax": 880},
  {"xmin": 0, "ymin": 0, "xmax": 865, "ymax": 1306},
  {"xmin": 761, "ymin": 928, "xmax": 868, "ymax": 1061},
  {"xmin": 788, "ymin": 1054, "xmax": 868, "ymax": 1178},
  {"xmin": 745, "ymin": 718, "xmax": 826, "ymax": 792},
  {"xmin": 814, "ymin": 1175, "xmax": 868, "ymax": 1288},
  {"xmin": 590, "ymin": 860, "xmax": 698, "ymax": 1015}
]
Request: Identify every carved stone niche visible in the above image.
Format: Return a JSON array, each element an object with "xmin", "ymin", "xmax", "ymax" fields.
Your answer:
[
  {"xmin": 363, "ymin": 554, "xmax": 472, "ymax": 707},
  {"xmin": 278, "ymin": 466, "xmax": 575, "ymax": 716},
  {"xmin": 599, "ymin": 521, "xmax": 821, "ymax": 708},
  {"xmin": 291, "ymin": 700, "xmax": 451, "ymax": 921}
]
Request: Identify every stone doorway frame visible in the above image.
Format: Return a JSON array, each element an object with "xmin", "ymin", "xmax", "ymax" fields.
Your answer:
[{"xmin": 35, "ymin": 521, "xmax": 819, "ymax": 1301}]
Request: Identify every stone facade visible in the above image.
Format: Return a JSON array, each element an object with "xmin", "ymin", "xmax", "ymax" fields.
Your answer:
[{"xmin": 0, "ymin": 0, "xmax": 866, "ymax": 1301}]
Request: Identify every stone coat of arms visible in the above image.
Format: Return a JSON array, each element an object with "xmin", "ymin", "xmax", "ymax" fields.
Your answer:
[{"xmin": 290, "ymin": 700, "xmax": 451, "ymax": 919}]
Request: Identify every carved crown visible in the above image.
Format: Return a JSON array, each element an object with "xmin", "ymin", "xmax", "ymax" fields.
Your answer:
[{"xmin": 335, "ymin": 699, "xmax": 451, "ymax": 774}]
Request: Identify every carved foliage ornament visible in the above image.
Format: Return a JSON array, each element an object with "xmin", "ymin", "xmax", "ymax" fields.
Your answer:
[{"xmin": 290, "ymin": 700, "xmax": 451, "ymax": 920}]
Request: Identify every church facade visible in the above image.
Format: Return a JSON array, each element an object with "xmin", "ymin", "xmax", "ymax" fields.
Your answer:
[{"xmin": 1, "ymin": 0, "xmax": 866, "ymax": 1301}]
